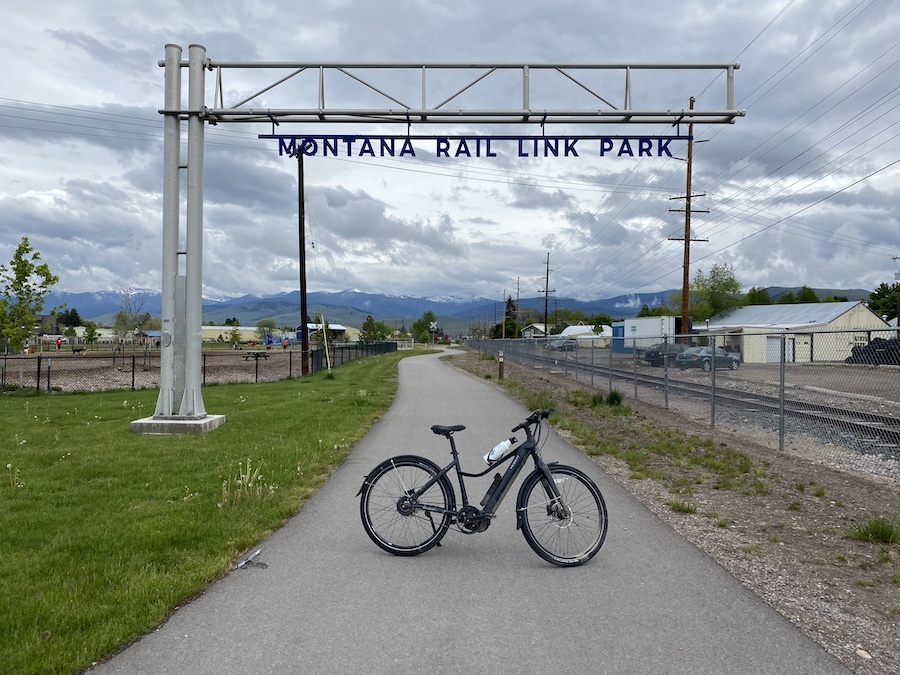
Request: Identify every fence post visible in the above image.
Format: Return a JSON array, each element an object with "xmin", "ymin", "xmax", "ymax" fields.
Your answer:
[
  {"xmin": 779, "ymin": 332, "xmax": 786, "ymax": 453},
  {"xmin": 36, "ymin": 354, "xmax": 42, "ymax": 391},
  {"xmin": 632, "ymin": 340, "xmax": 638, "ymax": 400},
  {"xmin": 663, "ymin": 335, "xmax": 670, "ymax": 409},
  {"xmin": 590, "ymin": 342, "xmax": 594, "ymax": 388},
  {"xmin": 131, "ymin": 355, "xmax": 136, "ymax": 390},
  {"xmin": 608, "ymin": 344, "xmax": 613, "ymax": 393},
  {"xmin": 47, "ymin": 356, "xmax": 52, "ymax": 391}
]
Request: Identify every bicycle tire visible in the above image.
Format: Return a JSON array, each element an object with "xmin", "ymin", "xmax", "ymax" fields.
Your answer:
[
  {"xmin": 516, "ymin": 464, "xmax": 608, "ymax": 566},
  {"xmin": 359, "ymin": 455, "xmax": 455, "ymax": 556}
]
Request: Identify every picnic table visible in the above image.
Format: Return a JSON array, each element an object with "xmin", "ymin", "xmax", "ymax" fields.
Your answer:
[{"xmin": 242, "ymin": 351, "xmax": 270, "ymax": 361}]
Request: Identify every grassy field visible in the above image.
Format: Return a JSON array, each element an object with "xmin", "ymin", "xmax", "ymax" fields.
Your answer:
[{"xmin": 0, "ymin": 350, "xmax": 419, "ymax": 675}]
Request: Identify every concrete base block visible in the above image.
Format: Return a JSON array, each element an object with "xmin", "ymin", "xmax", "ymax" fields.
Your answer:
[{"xmin": 130, "ymin": 414, "xmax": 226, "ymax": 435}]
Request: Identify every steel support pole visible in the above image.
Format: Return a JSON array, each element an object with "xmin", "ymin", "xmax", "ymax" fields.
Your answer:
[
  {"xmin": 154, "ymin": 44, "xmax": 182, "ymax": 418},
  {"xmin": 297, "ymin": 149, "xmax": 310, "ymax": 375},
  {"xmin": 180, "ymin": 44, "xmax": 207, "ymax": 418}
]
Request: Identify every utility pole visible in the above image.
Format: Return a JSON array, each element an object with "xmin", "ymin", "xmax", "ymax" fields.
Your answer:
[
  {"xmin": 515, "ymin": 277, "xmax": 520, "ymax": 339},
  {"xmin": 538, "ymin": 253, "xmax": 555, "ymax": 338},
  {"xmin": 668, "ymin": 97, "xmax": 708, "ymax": 340},
  {"xmin": 293, "ymin": 145, "xmax": 310, "ymax": 375}
]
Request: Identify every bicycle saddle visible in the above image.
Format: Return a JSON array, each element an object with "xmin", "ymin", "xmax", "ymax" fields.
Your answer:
[{"xmin": 430, "ymin": 424, "xmax": 466, "ymax": 435}]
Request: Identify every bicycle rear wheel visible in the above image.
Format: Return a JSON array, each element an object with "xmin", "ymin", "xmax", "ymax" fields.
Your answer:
[
  {"xmin": 517, "ymin": 464, "xmax": 608, "ymax": 566},
  {"xmin": 359, "ymin": 455, "xmax": 455, "ymax": 556}
]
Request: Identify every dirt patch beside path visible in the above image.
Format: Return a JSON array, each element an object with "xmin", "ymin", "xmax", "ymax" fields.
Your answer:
[{"xmin": 446, "ymin": 349, "xmax": 900, "ymax": 675}]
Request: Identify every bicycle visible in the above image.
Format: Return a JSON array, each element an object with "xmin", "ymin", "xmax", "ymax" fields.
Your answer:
[{"xmin": 357, "ymin": 408, "xmax": 608, "ymax": 567}]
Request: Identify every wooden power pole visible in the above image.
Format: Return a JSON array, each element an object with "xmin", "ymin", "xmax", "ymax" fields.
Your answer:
[
  {"xmin": 539, "ymin": 253, "xmax": 555, "ymax": 338},
  {"xmin": 669, "ymin": 97, "xmax": 708, "ymax": 339}
]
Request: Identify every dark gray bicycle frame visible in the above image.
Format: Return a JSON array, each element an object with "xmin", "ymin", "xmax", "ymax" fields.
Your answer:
[{"xmin": 415, "ymin": 421, "xmax": 561, "ymax": 530}]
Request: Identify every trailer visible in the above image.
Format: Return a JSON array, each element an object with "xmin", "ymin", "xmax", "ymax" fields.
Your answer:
[{"xmin": 612, "ymin": 316, "xmax": 676, "ymax": 353}]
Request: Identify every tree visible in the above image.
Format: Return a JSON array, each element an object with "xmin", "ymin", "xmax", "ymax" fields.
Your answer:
[
  {"xmin": 0, "ymin": 237, "xmax": 60, "ymax": 352},
  {"xmin": 796, "ymin": 285, "xmax": 820, "ymax": 303},
  {"xmin": 229, "ymin": 327, "xmax": 242, "ymax": 347},
  {"xmin": 224, "ymin": 317, "xmax": 240, "ymax": 326},
  {"xmin": 113, "ymin": 287, "xmax": 153, "ymax": 343},
  {"xmin": 83, "ymin": 322, "xmax": 99, "ymax": 345},
  {"xmin": 546, "ymin": 306, "xmax": 587, "ymax": 335},
  {"xmin": 637, "ymin": 304, "xmax": 675, "ymax": 317},
  {"xmin": 745, "ymin": 286, "xmax": 772, "ymax": 305},
  {"xmin": 113, "ymin": 310, "xmax": 151, "ymax": 343},
  {"xmin": 491, "ymin": 296, "xmax": 519, "ymax": 338},
  {"xmin": 868, "ymin": 282, "xmax": 900, "ymax": 320},
  {"xmin": 588, "ymin": 312, "xmax": 615, "ymax": 328},
  {"xmin": 58, "ymin": 307, "xmax": 83, "ymax": 327},
  {"xmin": 822, "ymin": 294, "xmax": 849, "ymax": 303},
  {"xmin": 411, "ymin": 311, "xmax": 437, "ymax": 343},
  {"xmin": 671, "ymin": 263, "xmax": 742, "ymax": 323},
  {"xmin": 777, "ymin": 291, "xmax": 797, "ymax": 304},
  {"xmin": 359, "ymin": 315, "xmax": 390, "ymax": 343},
  {"xmin": 255, "ymin": 318, "xmax": 277, "ymax": 342}
]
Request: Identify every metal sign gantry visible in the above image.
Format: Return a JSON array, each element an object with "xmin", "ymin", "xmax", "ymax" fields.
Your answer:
[{"xmin": 141, "ymin": 43, "xmax": 743, "ymax": 433}]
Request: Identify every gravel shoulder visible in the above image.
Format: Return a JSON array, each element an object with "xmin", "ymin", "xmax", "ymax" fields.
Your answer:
[{"xmin": 447, "ymin": 349, "xmax": 900, "ymax": 675}]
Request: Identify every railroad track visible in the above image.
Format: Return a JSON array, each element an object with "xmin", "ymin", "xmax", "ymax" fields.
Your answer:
[{"xmin": 518, "ymin": 349, "xmax": 900, "ymax": 457}]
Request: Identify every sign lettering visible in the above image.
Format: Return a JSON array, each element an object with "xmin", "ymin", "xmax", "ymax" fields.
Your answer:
[{"xmin": 269, "ymin": 135, "xmax": 687, "ymax": 160}]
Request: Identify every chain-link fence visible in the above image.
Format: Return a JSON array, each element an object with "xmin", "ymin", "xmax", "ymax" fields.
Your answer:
[
  {"xmin": 0, "ymin": 341, "xmax": 398, "ymax": 393},
  {"xmin": 470, "ymin": 328, "xmax": 900, "ymax": 482}
]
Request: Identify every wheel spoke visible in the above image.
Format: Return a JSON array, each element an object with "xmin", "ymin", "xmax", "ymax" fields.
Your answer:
[
  {"xmin": 519, "ymin": 466, "xmax": 607, "ymax": 566},
  {"xmin": 360, "ymin": 457, "xmax": 454, "ymax": 556}
]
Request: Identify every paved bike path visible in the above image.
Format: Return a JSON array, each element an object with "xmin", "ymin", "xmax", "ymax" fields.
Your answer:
[{"xmin": 90, "ymin": 351, "xmax": 848, "ymax": 674}]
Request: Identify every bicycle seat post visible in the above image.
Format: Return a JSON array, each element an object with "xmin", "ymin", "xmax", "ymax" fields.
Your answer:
[{"xmin": 445, "ymin": 432, "xmax": 461, "ymax": 462}]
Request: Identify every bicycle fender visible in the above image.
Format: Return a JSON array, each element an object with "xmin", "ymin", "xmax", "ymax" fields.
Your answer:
[
  {"xmin": 356, "ymin": 454, "xmax": 445, "ymax": 497},
  {"xmin": 514, "ymin": 462, "xmax": 560, "ymax": 530}
]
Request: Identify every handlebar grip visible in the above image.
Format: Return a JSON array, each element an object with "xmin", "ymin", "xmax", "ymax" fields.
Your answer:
[{"xmin": 513, "ymin": 408, "xmax": 555, "ymax": 432}]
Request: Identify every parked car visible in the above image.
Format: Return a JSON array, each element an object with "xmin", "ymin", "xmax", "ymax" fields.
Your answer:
[
  {"xmin": 544, "ymin": 338, "xmax": 577, "ymax": 351},
  {"xmin": 675, "ymin": 346, "xmax": 740, "ymax": 371},
  {"xmin": 844, "ymin": 337, "xmax": 900, "ymax": 365},
  {"xmin": 643, "ymin": 342, "xmax": 687, "ymax": 366}
]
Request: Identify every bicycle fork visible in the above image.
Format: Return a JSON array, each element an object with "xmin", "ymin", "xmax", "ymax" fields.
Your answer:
[{"xmin": 515, "ymin": 460, "xmax": 566, "ymax": 530}]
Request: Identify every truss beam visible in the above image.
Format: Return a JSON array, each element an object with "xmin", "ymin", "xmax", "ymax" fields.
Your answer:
[{"xmin": 158, "ymin": 56, "xmax": 744, "ymax": 127}]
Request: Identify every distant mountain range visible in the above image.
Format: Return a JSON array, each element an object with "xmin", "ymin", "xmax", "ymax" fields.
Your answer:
[{"xmin": 45, "ymin": 286, "xmax": 872, "ymax": 334}]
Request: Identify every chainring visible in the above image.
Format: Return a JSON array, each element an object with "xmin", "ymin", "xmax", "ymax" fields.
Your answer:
[{"xmin": 455, "ymin": 505, "xmax": 490, "ymax": 533}]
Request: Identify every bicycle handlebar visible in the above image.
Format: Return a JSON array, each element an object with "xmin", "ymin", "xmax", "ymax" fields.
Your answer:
[{"xmin": 512, "ymin": 408, "xmax": 555, "ymax": 432}]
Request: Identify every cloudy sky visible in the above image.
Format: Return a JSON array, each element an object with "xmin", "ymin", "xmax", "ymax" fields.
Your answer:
[{"xmin": 2, "ymin": 0, "xmax": 899, "ymax": 305}]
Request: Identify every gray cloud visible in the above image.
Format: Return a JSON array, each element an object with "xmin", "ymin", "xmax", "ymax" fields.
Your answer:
[{"xmin": 1, "ymin": 0, "xmax": 899, "ymax": 302}]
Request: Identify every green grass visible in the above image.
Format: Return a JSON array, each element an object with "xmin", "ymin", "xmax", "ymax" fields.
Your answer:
[
  {"xmin": 0, "ymin": 350, "xmax": 417, "ymax": 675},
  {"xmin": 848, "ymin": 516, "xmax": 900, "ymax": 544},
  {"xmin": 667, "ymin": 499, "xmax": 697, "ymax": 514}
]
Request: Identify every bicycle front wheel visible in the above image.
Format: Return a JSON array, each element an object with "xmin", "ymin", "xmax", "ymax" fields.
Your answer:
[
  {"xmin": 517, "ymin": 464, "xmax": 608, "ymax": 566},
  {"xmin": 359, "ymin": 455, "xmax": 455, "ymax": 556}
]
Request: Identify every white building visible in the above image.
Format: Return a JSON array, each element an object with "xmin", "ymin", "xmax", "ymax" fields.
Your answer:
[{"xmin": 703, "ymin": 301, "xmax": 889, "ymax": 363}]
